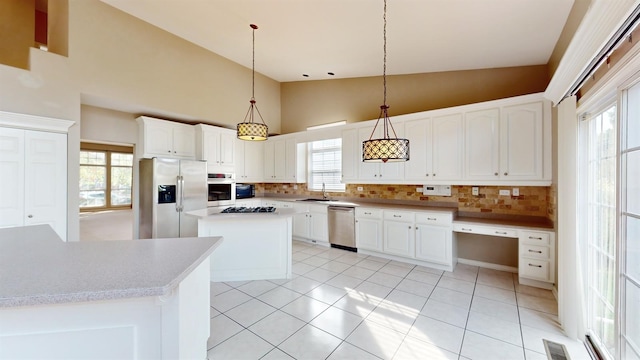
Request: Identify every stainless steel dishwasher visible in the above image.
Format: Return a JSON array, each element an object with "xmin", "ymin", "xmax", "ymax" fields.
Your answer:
[{"xmin": 328, "ymin": 205, "xmax": 356, "ymax": 252}]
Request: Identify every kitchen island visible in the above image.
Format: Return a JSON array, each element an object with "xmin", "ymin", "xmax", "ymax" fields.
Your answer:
[
  {"xmin": 0, "ymin": 225, "xmax": 222, "ymax": 359},
  {"xmin": 186, "ymin": 207, "xmax": 296, "ymax": 282}
]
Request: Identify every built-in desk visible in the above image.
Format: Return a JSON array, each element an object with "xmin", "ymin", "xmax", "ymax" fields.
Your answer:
[{"xmin": 453, "ymin": 216, "xmax": 555, "ymax": 289}]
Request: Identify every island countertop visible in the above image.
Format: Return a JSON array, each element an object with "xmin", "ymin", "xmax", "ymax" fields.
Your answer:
[
  {"xmin": 185, "ymin": 206, "xmax": 299, "ymax": 220},
  {"xmin": 0, "ymin": 225, "xmax": 222, "ymax": 308}
]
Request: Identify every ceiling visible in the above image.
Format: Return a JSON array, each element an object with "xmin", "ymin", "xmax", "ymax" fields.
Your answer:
[{"xmin": 100, "ymin": 0, "xmax": 575, "ymax": 83}]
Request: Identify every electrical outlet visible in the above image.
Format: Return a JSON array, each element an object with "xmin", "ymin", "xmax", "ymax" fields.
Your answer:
[
  {"xmin": 293, "ymin": 185, "xmax": 298, "ymax": 190},
  {"xmin": 472, "ymin": 187, "xmax": 479, "ymax": 196},
  {"xmin": 512, "ymin": 188, "xmax": 519, "ymax": 196},
  {"xmin": 357, "ymin": 186, "xmax": 364, "ymax": 191},
  {"xmin": 416, "ymin": 187, "xmax": 423, "ymax": 192},
  {"xmin": 282, "ymin": 185, "xmax": 288, "ymax": 189},
  {"xmin": 499, "ymin": 189, "xmax": 510, "ymax": 196}
]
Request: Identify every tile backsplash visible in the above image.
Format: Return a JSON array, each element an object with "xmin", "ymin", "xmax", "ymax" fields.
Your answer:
[{"xmin": 258, "ymin": 183, "xmax": 552, "ymax": 219}]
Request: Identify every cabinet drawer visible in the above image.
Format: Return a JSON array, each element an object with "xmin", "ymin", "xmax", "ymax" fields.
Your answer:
[
  {"xmin": 356, "ymin": 207, "xmax": 383, "ymax": 219},
  {"xmin": 453, "ymin": 223, "xmax": 518, "ymax": 238},
  {"xmin": 520, "ymin": 259, "xmax": 550, "ymax": 281},
  {"xmin": 308, "ymin": 203, "xmax": 328, "ymax": 214},
  {"xmin": 520, "ymin": 231, "xmax": 551, "ymax": 245},
  {"xmin": 415, "ymin": 212, "xmax": 452, "ymax": 226},
  {"xmin": 520, "ymin": 244, "xmax": 550, "ymax": 260},
  {"xmin": 384, "ymin": 210, "xmax": 414, "ymax": 222}
]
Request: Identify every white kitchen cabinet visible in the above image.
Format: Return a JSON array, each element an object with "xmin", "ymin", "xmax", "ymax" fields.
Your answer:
[
  {"xmin": 519, "ymin": 230, "xmax": 555, "ymax": 286},
  {"xmin": 195, "ymin": 124, "xmax": 235, "ymax": 173},
  {"xmin": 355, "ymin": 208, "xmax": 383, "ymax": 251},
  {"xmin": 500, "ymin": 102, "xmax": 544, "ymax": 180},
  {"xmin": 264, "ymin": 137, "xmax": 305, "ymax": 183},
  {"xmin": 235, "ymin": 139, "xmax": 264, "ymax": 182},
  {"xmin": 341, "ymin": 128, "xmax": 358, "ymax": 182},
  {"xmin": 464, "ymin": 101, "xmax": 546, "ymax": 182},
  {"xmin": 404, "ymin": 114, "xmax": 463, "ymax": 181},
  {"xmin": 414, "ymin": 212, "xmax": 453, "ymax": 265},
  {"xmin": 137, "ymin": 116, "xmax": 196, "ymax": 159},
  {"xmin": 464, "ymin": 108, "xmax": 500, "ymax": 180},
  {"xmin": 383, "ymin": 210, "xmax": 414, "ymax": 257},
  {"xmin": 358, "ymin": 126, "xmax": 405, "ymax": 181},
  {"xmin": 0, "ymin": 127, "xmax": 68, "ymax": 240},
  {"xmin": 292, "ymin": 203, "xmax": 328, "ymax": 244}
]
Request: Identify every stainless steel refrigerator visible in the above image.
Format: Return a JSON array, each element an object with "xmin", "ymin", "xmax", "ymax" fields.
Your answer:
[{"xmin": 138, "ymin": 158, "xmax": 207, "ymax": 238}]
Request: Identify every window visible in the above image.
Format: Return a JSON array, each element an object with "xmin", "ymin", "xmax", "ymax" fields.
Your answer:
[
  {"xmin": 307, "ymin": 138, "xmax": 345, "ymax": 192},
  {"xmin": 79, "ymin": 143, "xmax": 133, "ymax": 210},
  {"xmin": 580, "ymin": 105, "xmax": 617, "ymax": 358}
]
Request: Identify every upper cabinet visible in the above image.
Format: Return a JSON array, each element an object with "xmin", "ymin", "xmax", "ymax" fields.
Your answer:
[
  {"xmin": 263, "ymin": 136, "xmax": 305, "ymax": 183},
  {"xmin": 195, "ymin": 124, "xmax": 236, "ymax": 173},
  {"xmin": 338, "ymin": 93, "xmax": 552, "ymax": 186},
  {"xmin": 137, "ymin": 116, "xmax": 196, "ymax": 160},
  {"xmin": 405, "ymin": 114, "xmax": 463, "ymax": 182},
  {"xmin": 235, "ymin": 139, "xmax": 264, "ymax": 182},
  {"xmin": 464, "ymin": 101, "xmax": 548, "ymax": 182}
]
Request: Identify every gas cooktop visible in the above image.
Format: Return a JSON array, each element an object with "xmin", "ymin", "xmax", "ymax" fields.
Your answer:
[{"xmin": 221, "ymin": 206, "xmax": 276, "ymax": 214}]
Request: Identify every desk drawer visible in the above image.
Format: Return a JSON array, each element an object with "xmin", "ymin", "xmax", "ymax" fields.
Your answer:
[
  {"xmin": 520, "ymin": 244, "xmax": 550, "ymax": 260},
  {"xmin": 520, "ymin": 231, "xmax": 551, "ymax": 245},
  {"xmin": 520, "ymin": 259, "xmax": 550, "ymax": 281},
  {"xmin": 356, "ymin": 207, "xmax": 383, "ymax": 219},
  {"xmin": 453, "ymin": 223, "xmax": 518, "ymax": 238}
]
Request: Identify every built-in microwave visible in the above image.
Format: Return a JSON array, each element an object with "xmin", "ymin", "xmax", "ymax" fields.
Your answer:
[{"xmin": 207, "ymin": 173, "xmax": 235, "ymax": 207}]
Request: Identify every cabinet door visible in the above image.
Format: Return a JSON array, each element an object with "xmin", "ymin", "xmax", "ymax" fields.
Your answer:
[
  {"xmin": 201, "ymin": 130, "xmax": 220, "ymax": 170},
  {"xmin": 171, "ymin": 124, "xmax": 196, "ymax": 159},
  {"xmin": 415, "ymin": 224, "xmax": 450, "ymax": 265},
  {"xmin": 145, "ymin": 121, "xmax": 174, "ymax": 157},
  {"xmin": 219, "ymin": 130, "xmax": 236, "ymax": 168},
  {"xmin": 263, "ymin": 141, "xmax": 276, "ymax": 180},
  {"xmin": 309, "ymin": 212, "xmax": 328, "ymax": 242},
  {"xmin": 383, "ymin": 220, "xmax": 414, "ymax": 257},
  {"xmin": 465, "ymin": 108, "xmax": 500, "ymax": 180},
  {"xmin": 431, "ymin": 114, "xmax": 463, "ymax": 180},
  {"xmin": 293, "ymin": 212, "xmax": 309, "ymax": 238},
  {"xmin": 404, "ymin": 119, "xmax": 430, "ymax": 181},
  {"xmin": 500, "ymin": 102, "xmax": 543, "ymax": 180},
  {"xmin": 341, "ymin": 128, "xmax": 358, "ymax": 182},
  {"xmin": 356, "ymin": 218, "xmax": 383, "ymax": 251},
  {"xmin": 0, "ymin": 127, "xmax": 25, "ymax": 229},
  {"xmin": 284, "ymin": 138, "xmax": 302, "ymax": 183},
  {"xmin": 273, "ymin": 140, "xmax": 287, "ymax": 180},
  {"xmin": 358, "ymin": 126, "xmax": 405, "ymax": 181},
  {"xmin": 243, "ymin": 141, "xmax": 264, "ymax": 182},
  {"xmin": 24, "ymin": 130, "xmax": 67, "ymax": 240}
]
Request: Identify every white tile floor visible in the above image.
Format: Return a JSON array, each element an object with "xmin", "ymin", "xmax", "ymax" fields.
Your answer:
[{"xmin": 208, "ymin": 241, "xmax": 591, "ymax": 360}]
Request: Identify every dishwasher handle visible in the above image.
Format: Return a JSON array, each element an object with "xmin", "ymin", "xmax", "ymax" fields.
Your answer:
[{"xmin": 328, "ymin": 206, "xmax": 355, "ymax": 212}]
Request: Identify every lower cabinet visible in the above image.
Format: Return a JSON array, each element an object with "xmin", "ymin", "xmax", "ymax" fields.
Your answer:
[
  {"xmin": 292, "ymin": 203, "xmax": 328, "ymax": 244},
  {"xmin": 519, "ymin": 230, "xmax": 555, "ymax": 285},
  {"xmin": 383, "ymin": 211, "xmax": 415, "ymax": 258},
  {"xmin": 414, "ymin": 213, "xmax": 453, "ymax": 265},
  {"xmin": 355, "ymin": 208, "xmax": 383, "ymax": 251}
]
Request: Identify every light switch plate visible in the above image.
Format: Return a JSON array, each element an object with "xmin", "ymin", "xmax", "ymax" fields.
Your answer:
[
  {"xmin": 499, "ymin": 189, "xmax": 510, "ymax": 196},
  {"xmin": 472, "ymin": 187, "xmax": 479, "ymax": 196},
  {"xmin": 357, "ymin": 186, "xmax": 364, "ymax": 191},
  {"xmin": 512, "ymin": 188, "xmax": 519, "ymax": 196}
]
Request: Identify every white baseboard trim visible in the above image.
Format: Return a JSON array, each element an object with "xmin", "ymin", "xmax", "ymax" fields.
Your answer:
[
  {"xmin": 457, "ymin": 258, "xmax": 518, "ymax": 273},
  {"xmin": 552, "ymin": 285, "xmax": 558, "ymax": 300}
]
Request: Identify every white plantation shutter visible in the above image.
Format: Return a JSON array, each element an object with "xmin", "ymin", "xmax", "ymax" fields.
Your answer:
[{"xmin": 308, "ymin": 138, "xmax": 345, "ymax": 191}]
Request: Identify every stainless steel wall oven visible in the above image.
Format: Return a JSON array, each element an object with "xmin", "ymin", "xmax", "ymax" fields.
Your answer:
[{"xmin": 207, "ymin": 173, "xmax": 235, "ymax": 207}]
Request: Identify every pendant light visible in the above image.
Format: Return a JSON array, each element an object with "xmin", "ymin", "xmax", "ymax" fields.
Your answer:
[
  {"xmin": 237, "ymin": 24, "xmax": 268, "ymax": 141},
  {"xmin": 362, "ymin": 0, "xmax": 409, "ymax": 163}
]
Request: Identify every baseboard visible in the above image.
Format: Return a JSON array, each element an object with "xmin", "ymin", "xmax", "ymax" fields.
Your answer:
[
  {"xmin": 552, "ymin": 285, "xmax": 558, "ymax": 300},
  {"xmin": 457, "ymin": 258, "xmax": 518, "ymax": 273}
]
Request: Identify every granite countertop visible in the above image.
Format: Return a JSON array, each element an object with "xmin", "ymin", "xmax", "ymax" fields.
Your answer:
[{"xmin": 0, "ymin": 225, "xmax": 222, "ymax": 308}]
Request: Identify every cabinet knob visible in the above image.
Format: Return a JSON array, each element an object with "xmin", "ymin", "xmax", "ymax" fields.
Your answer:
[
  {"xmin": 426, "ymin": 174, "xmax": 429, "ymax": 177},
  {"xmin": 494, "ymin": 172, "xmax": 498, "ymax": 176},
  {"xmin": 27, "ymin": 214, "xmax": 33, "ymax": 218},
  {"xmin": 168, "ymin": 150, "xmax": 171, "ymax": 153},
  {"xmin": 415, "ymin": 226, "xmax": 418, "ymax": 230},
  {"xmin": 504, "ymin": 172, "xmax": 508, "ymax": 176},
  {"xmin": 379, "ymin": 174, "xmax": 382, "ymax": 177},
  {"xmin": 408, "ymin": 226, "xmax": 411, "ymax": 229},
  {"xmin": 433, "ymin": 173, "xmax": 436, "ymax": 177},
  {"xmin": 374, "ymin": 174, "xmax": 378, "ymax": 177}
]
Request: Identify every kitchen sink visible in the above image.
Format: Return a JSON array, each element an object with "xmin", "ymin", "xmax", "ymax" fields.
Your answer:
[{"xmin": 297, "ymin": 198, "xmax": 332, "ymax": 202}]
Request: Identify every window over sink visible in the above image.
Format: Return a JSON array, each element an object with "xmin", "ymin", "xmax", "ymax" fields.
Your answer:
[{"xmin": 307, "ymin": 138, "xmax": 345, "ymax": 192}]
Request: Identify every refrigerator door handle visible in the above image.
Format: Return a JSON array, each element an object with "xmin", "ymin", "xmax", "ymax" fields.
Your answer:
[{"xmin": 176, "ymin": 175, "xmax": 184, "ymax": 212}]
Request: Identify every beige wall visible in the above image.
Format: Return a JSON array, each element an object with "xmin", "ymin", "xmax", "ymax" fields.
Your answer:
[
  {"xmin": 280, "ymin": 65, "xmax": 549, "ymax": 133},
  {"xmin": 80, "ymin": 105, "xmax": 137, "ymax": 146},
  {"xmin": 48, "ymin": 0, "xmax": 69, "ymax": 57},
  {"xmin": 0, "ymin": 0, "xmax": 35, "ymax": 69},
  {"xmin": 68, "ymin": 0, "xmax": 281, "ymax": 134}
]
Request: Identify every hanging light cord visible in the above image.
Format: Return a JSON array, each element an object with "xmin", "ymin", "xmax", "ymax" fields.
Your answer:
[
  {"xmin": 369, "ymin": 0, "xmax": 398, "ymax": 141},
  {"xmin": 243, "ymin": 24, "xmax": 265, "ymax": 125}
]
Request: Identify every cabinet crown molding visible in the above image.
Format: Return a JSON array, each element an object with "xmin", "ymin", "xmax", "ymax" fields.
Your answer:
[{"xmin": 0, "ymin": 111, "xmax": 74, "ymax": 133}]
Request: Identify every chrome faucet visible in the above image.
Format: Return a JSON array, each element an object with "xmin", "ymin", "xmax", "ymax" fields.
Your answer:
[{"xmin": 322, "ymin": 182, "xmax": 329, "ymax": 200}]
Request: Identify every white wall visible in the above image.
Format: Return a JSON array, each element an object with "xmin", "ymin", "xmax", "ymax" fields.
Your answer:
[{"xmin": 80, "ymin": 105, "xmax": 137, "ymax": 146}]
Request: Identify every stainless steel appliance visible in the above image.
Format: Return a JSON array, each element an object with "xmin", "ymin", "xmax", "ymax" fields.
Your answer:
[
  {"xmin": 221, "ymin": 206, "xmax": 275, "ymax": 213},
  {"xmin": 207, "ymin": 173, "xmax": 235, "ymax": 207},
  {"xmin": 139, "ymin": 158, "xmax": 207, "ymax": 238},
  {"xmin": 235, "ymin": 183, "xmax": 255, "ymax": 199},
  {"xmin": 328, "ymin": 205, "xmax": 356, "ymax": 251}
]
